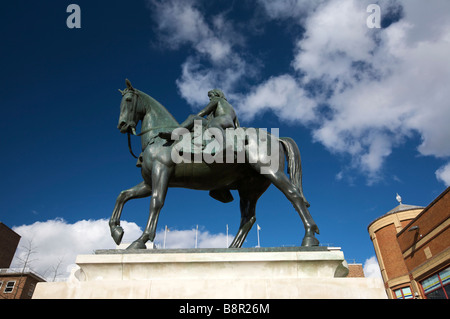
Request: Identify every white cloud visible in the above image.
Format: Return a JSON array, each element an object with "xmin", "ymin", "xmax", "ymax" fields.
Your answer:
[
  {"xmin": 11, "ymin": 218, "xmax": 233, "ymax": 280},
  {"xmin": 154, "ymin": 227, "xmax": 233, "ymax": 249},
  {"xmin": 254, "ymin": 0, "xmax": 450, "ymax": 183},
  {"xmin": 436, "ymin": 162, "xmax": 450, "ymax": 187},
  {"xmin": 148, "ymin": 0, "xmax": 450, "ymax": 184},
  {"xmin": 237, "ymin": 75, "xmax": 317, "ymax": 123},
  {"xmin": 292, "ymin": 0, "xmax": 377, "ymax": 81},
  {"xmin": 256, "ymin": 0, "xmax": 327, "ymax": 20},
  {"xmin": 11, "ymin": 219, "xmax": 142, "ymax": 280},
  {"xmin": 176, "ymin": 54, "xmax": 250, "ymax": 107},
  {"xmin": 363, "ymin": 255, "xmax": 382, "ymax": 278},
  {"xmin": 148, "ymin": 0, "xmax": 252, "ymax": 109},
  {"xmin": 149, "ymin": 0, "xmax": 211, "ymax": 50}
]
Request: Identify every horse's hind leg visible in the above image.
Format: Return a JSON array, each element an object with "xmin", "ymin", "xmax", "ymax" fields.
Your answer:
[
  {"xmin": 109, "ymin": 181, "xmax": 152, "ymax": 245},
  {"xmin": 230, "ymin": 180, "xmax": 270, "ymax": 248},
  {"xmin": 229, "ymin": 197, "xmax": 257, "ymax": 248},
  {"xmin": 265, "ymin": 171, "xmax": 319, "ymax": 247}
]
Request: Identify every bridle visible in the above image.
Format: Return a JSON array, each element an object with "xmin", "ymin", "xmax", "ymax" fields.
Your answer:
[
  {"xmin": 119, "ymin": 88, "xmax": 141, "ymax": 159},
  {"xmin": 120, "ymin": 88, "xmax": 177, "ymax": 159}
]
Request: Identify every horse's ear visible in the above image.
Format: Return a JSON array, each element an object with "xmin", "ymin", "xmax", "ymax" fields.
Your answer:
[
  {"xmin": 118, "ymin": 89, "xmax": 124, "ymax": 95},
  {"xmin": 125, "ymin": 79, "xmax": 134, "ymax": 90}
]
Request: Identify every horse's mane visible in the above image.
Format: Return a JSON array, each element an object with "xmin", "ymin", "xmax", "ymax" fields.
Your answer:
[{"xmin": 137, "ymin": 89, "xmax": 179, "ymax": 126}]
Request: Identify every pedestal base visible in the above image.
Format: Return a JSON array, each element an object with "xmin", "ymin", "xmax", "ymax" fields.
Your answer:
[{"xmin": 33, "ymin": 247, "xmax": 386, "ymax": 299}]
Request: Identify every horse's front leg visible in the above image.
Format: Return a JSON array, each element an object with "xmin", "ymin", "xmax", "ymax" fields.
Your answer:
[
  {"xmin": 127, "ymin": 163, "xmax": 172, "ymax": 249},
  {"xmin": 109, "ymin": 181, "xmax": 152, "ymax": 245}
]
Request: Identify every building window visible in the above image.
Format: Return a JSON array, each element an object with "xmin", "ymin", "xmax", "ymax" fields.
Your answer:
[
  {"xmin": 394, "ymin": 286, "xmax": 413, "ymax": 299},
  {"xmin": 4, "ymin": 281, "xmax": 16, "ymax": 293},
  {"xmin": 421, "ymin": 266, "xmax": 450, "ymax": 299}
]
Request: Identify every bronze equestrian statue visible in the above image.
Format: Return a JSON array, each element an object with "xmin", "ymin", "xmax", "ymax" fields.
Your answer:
[{"xmin": 109, "ymin": 79, "xmax": 319, "ymax": 249}]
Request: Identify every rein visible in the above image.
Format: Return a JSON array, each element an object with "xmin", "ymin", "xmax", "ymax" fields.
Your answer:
[
  {"xmin": 127, "ymin": 132, "xmax": 139, "ymax": 159},
  {"xmin": 127, "ymin": 126, "xmax": 179, "ymax": 159},
  {"xmin": 121, "ymin": 87, "xmax": 179, "ymax": 159}
]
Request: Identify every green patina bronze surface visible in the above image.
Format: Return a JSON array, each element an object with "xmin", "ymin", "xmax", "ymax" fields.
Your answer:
[{"xmin": 110, "ymin": 79, "xmax": 319, "ymax": 250}]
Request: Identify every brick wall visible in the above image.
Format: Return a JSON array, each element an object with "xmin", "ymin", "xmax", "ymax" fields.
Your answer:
[{"xmin": 347, "ymin": 264, "xmax": 365, "ymax": 277}]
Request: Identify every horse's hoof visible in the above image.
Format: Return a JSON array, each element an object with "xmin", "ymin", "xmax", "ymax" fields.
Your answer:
[
  {"xmin": 126, "ymin": 240, "xmax": 147, "ymax": 250},
  {"xmin": 313, "ymin": 224, "xmax": 320, "ymax": 235},
  {"xmin": 111, "ymin": 226, "xmax": 124, "ymax": 245},
  {"xmin": 301, "ymin": 236, "xmax": 320, "ymax": 247}
]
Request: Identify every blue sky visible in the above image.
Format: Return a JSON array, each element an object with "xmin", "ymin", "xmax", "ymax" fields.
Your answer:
[{"xmin": 1, "ymin": 0, "xmax": 449, "ymax": 279}]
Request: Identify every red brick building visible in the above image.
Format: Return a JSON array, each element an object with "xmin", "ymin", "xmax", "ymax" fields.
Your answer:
[
  {"xmin": 0, "ymin": 223, "xmax": 46, "ymax": 299},
  {"xmin": 0, "ymin": 222, "xmax": 21, "ymax": 268},
  {"xmin": 368, "ymin": 187, "xmax": 450, "ymax": 299},
  {"xmin": 347, "ymin": 264, "xmax": 365, "ymax": 278},
  {"xmin": 0, "ymin": 268, "xmax": 45, "ymax": 299}
]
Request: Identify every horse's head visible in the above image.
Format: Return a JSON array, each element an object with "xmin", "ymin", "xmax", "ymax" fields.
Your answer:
[{"xmin": 117, "ymin": 79, "xmax": 143, "ymax": 135}]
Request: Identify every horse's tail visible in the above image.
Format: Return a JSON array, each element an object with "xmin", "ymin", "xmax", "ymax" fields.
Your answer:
[{"xmin": 279, "ymin": 137, "xmax": 310, "ymax": 207}]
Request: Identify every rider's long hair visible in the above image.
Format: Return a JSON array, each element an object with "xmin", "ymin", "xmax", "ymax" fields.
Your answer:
[{"xmin": 209, "ymin": 89, "xmax": 227, "ymax": 101}]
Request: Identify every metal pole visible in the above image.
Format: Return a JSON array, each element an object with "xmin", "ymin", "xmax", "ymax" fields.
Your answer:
[
  {"xmin": 257, "ymin": 224, "xmax": 261, "ymax": 247},
  {"xmin": 226, "ymin": 224, "xmax": 229, "ymax": 248},
  {"xmin": 195, "ymin": 224, "xmax": 198, "ymax": 248},
  {"xmin": 164, "ymin": 225, "xmax": 167, "ymax": 249}
]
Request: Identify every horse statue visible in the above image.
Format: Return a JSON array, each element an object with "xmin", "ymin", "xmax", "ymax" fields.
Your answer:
[{"xmin": 109, "ymin": 79, "xmax": 320, "ymax": 249}]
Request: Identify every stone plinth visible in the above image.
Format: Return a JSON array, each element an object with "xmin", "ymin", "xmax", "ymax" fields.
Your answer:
[{"xmin": 33, "ymin": 247, "xmax": 387, "ymax": 299}]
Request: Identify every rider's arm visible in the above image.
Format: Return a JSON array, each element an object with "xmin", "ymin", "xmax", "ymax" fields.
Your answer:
[{"xmin": 197, "ymin": 99, "xmax": 218, "ymax": 117}]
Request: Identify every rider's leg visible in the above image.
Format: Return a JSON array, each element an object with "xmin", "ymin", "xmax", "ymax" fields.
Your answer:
[{"xmin": 159, "ymin": 115, "xmax": 204, "ymax": 140}]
